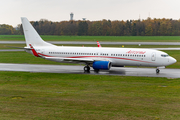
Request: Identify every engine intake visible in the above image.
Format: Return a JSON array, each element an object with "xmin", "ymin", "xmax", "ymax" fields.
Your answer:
[{"xmin": 93, "ymin": 61, "xmax": 111, "ymax": 70}]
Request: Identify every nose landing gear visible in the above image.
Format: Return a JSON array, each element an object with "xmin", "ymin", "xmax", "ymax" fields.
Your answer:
[
  {"xmin": 156, "ymin": 69, "xmax": 160, "ymax": 73},
  {"xmin": 156, "ymin": 66, "xmax": 165, "ymax": 74}
]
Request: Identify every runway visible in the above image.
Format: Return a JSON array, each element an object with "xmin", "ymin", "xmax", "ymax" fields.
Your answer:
[
  {"xmin": 1, "ymin": 41, "xmax": 180, "ymax": 45},
  {"xmin": 0, "ymin": 63, "xmax": 179, "ymax": 78}
]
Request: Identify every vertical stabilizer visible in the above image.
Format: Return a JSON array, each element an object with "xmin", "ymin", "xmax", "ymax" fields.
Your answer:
[{"xmin": 21, "ymin": 17, "xmax": 54, "ymax": 47}]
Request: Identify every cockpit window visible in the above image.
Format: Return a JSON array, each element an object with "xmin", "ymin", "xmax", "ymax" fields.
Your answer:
[{"xmin": 161, "ymin": 54, "xmax": 169, "ymax": 57}]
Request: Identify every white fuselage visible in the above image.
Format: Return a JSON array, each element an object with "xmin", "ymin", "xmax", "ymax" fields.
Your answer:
[{"xmin": 27, "ymin": 46, "xmax": 176, "ymax": 67}]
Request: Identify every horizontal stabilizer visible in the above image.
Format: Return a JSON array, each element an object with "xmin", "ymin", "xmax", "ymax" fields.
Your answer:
[{"xmin": 6, "ymin": 46, "xmax": 32, "ymax": 50}]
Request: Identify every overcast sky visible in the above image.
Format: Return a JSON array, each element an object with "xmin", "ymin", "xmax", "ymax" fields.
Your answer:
[{"xmin": 1, "ymin": 0, "xmax": 180, "ymax": 27}]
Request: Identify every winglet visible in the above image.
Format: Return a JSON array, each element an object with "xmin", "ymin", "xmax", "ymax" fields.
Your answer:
[{"xmin": 97, "ymin": 41, "xmax": 102, "ymax": 47}]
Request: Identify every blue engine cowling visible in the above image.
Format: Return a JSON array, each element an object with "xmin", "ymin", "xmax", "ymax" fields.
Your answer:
[{"xmin": 93, "ymin": 61, "xmax": 111, "ymax": 70}]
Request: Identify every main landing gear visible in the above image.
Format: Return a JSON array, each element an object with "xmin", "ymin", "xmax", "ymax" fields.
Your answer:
[
  {"xmin": 84, "ymin": 65, "xmax": 90, "ymax": 73},
  {"xmin": 94, "ymin": 69, "xmax": 99, "ymax": 73},
  {"xmin": 156, "ymin": 68, "xmax": 160, "ymax": 74},
  {"xmin": 83, "ymin": 65, "xmax": 99, "ymax": 73}
]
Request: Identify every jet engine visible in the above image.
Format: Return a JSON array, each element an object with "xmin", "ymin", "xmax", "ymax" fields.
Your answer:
[{"xmin": 93, "ymin": 61, "xmax": 111, "ymax": 70}]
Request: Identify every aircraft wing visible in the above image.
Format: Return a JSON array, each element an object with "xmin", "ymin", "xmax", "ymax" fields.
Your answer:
[
  {"xmin": 45, "ymin": 57, "xmax": 95, "ymax": 63},
  {"xmin": 44, "ymin": 57, "xmax": 111, "ymax": 64}
]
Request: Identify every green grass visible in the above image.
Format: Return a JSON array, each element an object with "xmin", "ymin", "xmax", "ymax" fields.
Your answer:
[
  {"xmin": 164, "ymin": 50, "xmax": 180, "ymax": 68},
  {"xmin": 0, "ymin": 35, "xmax": 25, "ymax": 41},
  {"xmin": 0, "ymin": 72, "xmax": 180, "ymax": 120},
  {"xmin": 41, "ymin": 36, "xmax": 180, "ymax": 42},
  {"xmin": 0, "ymin": 35, "xmax": 180, "ymax": 42}
]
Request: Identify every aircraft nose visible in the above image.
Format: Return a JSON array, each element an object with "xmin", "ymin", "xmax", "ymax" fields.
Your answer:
[{"xmin": 169, "ymin": 57, "xmax": 177, "ymax": 64}]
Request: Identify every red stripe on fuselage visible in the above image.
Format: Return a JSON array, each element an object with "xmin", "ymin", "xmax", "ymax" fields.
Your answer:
[
  {"xmin": 29, "ymin": 44, "xmax": 40, "ymax": 57},
  {"xmin": 37, "ymin": 53, "xmax": 52, "ymax": 57},
  {"xmin": 69, "ymin": 56, "xmax": 153, "ymax": 64},
  {"xmin": 37, "ymin": 52, "xmax": 153, "ymax": 64}
]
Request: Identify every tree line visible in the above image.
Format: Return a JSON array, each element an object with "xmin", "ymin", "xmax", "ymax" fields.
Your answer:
[
  {"xmin": 1, "ymin": 17, "xmax": 180, "ymax": 36},
  {"xmin": 0, "ymin": 24, "xmax": 20, "ymax": 35}
]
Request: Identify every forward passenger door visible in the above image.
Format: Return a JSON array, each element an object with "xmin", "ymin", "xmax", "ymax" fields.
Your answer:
[{"xmin": 151, "ymin": 52, "xmax": 156, "ymax": 61}]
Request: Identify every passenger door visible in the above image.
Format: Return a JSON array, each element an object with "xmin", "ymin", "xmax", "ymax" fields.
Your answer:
[{"xmin": 151, "ymin": 52, "xmax": 156, "ymax": 61}]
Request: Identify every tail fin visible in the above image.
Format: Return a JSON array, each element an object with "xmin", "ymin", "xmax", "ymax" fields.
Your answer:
[{"xmin": 21, "ymin": 17, "xmax": 54, "ymax": 47}]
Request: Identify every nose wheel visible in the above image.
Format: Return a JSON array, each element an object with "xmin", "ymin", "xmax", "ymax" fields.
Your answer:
[{"xmin": 156, "ymin": 69, "xmax": 160, "ymax": 73}]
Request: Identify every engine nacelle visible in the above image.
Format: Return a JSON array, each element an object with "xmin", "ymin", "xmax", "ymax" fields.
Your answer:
[{"xmin": 93, "ymin": 61, "xmax": 111, "ymax": 70}]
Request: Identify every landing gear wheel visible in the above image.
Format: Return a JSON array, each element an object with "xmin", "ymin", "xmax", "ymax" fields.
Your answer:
[
  {"xmin": 84, "ymin": 66, "xmax": 90, "ymax": 73},
  {"xmin": 156, "ymin": 69, "xmax": 160, "ymax": 73}
]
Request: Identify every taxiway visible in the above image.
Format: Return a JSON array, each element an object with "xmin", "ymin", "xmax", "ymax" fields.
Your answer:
[{"xmin": 0, "ymin": 63, "xmax": 179, "ymax": 78}]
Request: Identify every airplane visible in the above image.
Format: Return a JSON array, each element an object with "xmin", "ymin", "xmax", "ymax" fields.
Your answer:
[{"xmin": 21, "ymin": 17, "xmax": 177, "ymax": 73}]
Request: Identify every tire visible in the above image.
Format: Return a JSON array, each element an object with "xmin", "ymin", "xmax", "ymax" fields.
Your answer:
[
  {"xmin": 156, "ymin": 69, "xmax": 160, "ymax": 73},
  {"xmin": 84, "ymin": 66, "xmax": 90, "ymax": 73}
]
